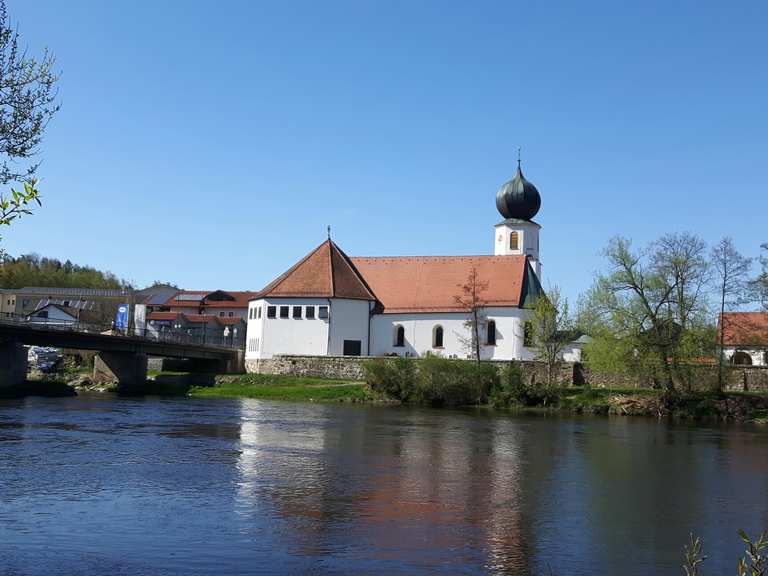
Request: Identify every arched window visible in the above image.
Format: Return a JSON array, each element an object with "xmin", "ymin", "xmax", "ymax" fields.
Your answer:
[
  {"xmin": 487, "ymin": 320, "xmax": 496, "ymax": 346},
  {"xmin": 510, "ymin": 231, "xmax": 520, "ymax": 251},
  {"xmin": 432, "ymin": 325, "xmax": 444, "ymax": 348},
  {"xmin": 731, "ymin": 351, "xmax": 752, "ymax": 366},
  {"xmin": 394, "ymin": 325, "xmax": 405, "ymax": 347}
]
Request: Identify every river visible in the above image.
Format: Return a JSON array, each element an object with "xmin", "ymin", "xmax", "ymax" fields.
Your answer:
[{"xmin": 0, "ymin": 395, "xmax": 766, "ymax": 575}]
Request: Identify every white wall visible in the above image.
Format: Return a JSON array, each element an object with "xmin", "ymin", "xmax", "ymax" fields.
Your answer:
[
  {"xmin": 246, "ymin": 297, "xmax": 331, "ymax": 359},
  {"xmin": 494, "ymin": 221, "xmax": 541, "ymax": 276},
  {"xmin": 369, "ymin": 307, "xmax": 533, "ymax": 361},
  {"xmin": 328, "ymin": 299, "xmax": 372, "ymax": 356},
  {"xmin": 723, "ymin": 347, "xmax": 768, "ymax": 366}
]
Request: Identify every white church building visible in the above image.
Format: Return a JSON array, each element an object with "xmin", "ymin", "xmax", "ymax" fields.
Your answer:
[{"xmin": 246, "ymin": 162, "xmax": 550, "ymax": 367}]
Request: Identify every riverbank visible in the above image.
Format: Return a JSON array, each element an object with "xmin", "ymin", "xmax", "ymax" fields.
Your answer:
[
  {"xmin": 189, "ymin": 373, "xmax": 372, "ymax": 402},
  {"xmin": 7, "ymin": 371, "xmax": 768, "ymax": 423},
  {"xmin": 185, "ymin": 373, "xmax": 768, "ymax": 423}
]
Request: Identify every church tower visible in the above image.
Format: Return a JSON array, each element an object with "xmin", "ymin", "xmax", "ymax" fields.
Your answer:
[{"xmin": 493, "ymin": 158, "xmax": 542, "ymax": 277}]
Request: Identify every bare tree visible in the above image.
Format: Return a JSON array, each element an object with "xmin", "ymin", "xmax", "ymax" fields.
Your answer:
[
  {"xmin": 711, "ymin": 237, "xmax": 752, "ymax": 390},
  {"xmin": 530, "ymin": 285, "xmax": 571, "ymax": 385},
  {"xmin": 748, "ymin": 243, "xmax": 768, "ymax": 311},
  {"xmin": 587, "ymin": 234, "xmax": 711, "ymax": 396},
  {"xmin": 454, "ymin": 267, "xmax": 488, "ymax": 362}
]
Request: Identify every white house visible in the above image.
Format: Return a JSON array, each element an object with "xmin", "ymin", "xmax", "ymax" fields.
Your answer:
[
  {"xmin": 246, "ymin": 161, "xmax": 554, "ymax": 368},
  {"xmin": 718, "ymin": 312, "xmax": 768, "ymax": 366}
]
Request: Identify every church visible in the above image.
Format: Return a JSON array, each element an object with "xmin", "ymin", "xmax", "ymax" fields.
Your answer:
[{"xmin": 245, "ymin": 162, "xmax": 546, "ymax": 368}]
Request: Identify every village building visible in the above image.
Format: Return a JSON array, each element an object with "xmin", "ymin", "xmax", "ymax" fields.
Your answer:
[
  {"xmin": 147, "ymin": 311, "xmax": 246, "ymax": 347},
  {"xmin": 718, "ymin": 312, "xmax": 768, "ymax": 366},
  {"xmin": 245, "ymin": 163, "xmax": 550, "ymax": 367},
  {"xmin": 155, "ymin": 289, "xmax": 257, "ymax": 320}
]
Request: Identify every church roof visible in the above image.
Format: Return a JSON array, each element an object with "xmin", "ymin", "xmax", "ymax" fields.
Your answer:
[
  {"xmin": 256, "ymin": 239, "xmax": 377, "ymax": 301},
  {"xmin": 351, "ymin": 255, "xmax": 536, "ymax": 313}
]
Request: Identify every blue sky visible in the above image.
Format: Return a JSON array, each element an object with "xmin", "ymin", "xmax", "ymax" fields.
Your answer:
[{"xmin": 3, "ymin": 0, "xmax": 767, "ymax": 302}]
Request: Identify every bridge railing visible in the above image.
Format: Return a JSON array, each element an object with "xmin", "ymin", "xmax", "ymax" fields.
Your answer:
[{"xmin": 0, "ymin": 313, "xmax": 244, "ymax": 350}]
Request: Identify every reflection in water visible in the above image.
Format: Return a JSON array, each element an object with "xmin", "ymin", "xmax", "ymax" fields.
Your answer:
[{"xmin": 1, "ymin": 396, "xmax": 767, "ymax": 575}]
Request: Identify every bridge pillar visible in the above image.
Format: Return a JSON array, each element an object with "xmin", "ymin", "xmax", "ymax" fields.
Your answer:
[
  {"xmin": 94, "ymin": 352, "xmax": 148, "ymax": 394},
  {"xmin": 0, "ymin": 339, "xmax": 26, "ymax": 389}
]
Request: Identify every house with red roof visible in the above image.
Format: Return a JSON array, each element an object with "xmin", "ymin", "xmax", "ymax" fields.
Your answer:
[
  {"xmin": 718, "ymin": 312, "xmax": 768, "ymax": 366},
  {"xmin": 155, "ymin": 289, "xmax": 259, "ymax": 321},
  {"xmin": 147, "ymin": 310, "xmax": 246, "ymax": 347},
  {"xmin": 245, "ymin": 162, "xmax": 549, "ymax": 366}
]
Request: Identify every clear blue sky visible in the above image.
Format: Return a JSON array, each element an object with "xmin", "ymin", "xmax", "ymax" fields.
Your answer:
[{"xmin": 4, "ymin": 0, "xmax": 767, "ymax": 302}]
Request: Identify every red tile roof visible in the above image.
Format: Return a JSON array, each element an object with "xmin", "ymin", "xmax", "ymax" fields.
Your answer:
[
  {"xmin": 162, "ymin": 290, "xmax": 258, "ymax": 309},
  {"xmin": 718, "ymin": 312, "xmax": 768, "ymax": 346},
  {"xmin": 351, "ymin": 255, "xmax": 529, "ymax": 313},
  {"xmin": 258, "ymin": 240, "xmax": 376, "ymax": 301},
  {"xmin": 147, "ymin": 311, "xmax": 180, "ymax": 321},
  {"xmin": 218, "ymin": 316, "xmax": 245, "ymax": 325}
]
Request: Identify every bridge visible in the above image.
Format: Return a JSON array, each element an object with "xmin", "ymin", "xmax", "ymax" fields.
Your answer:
[{"xmin": 0, "ymin": 315, "xmax": 244, "ymax": 393}]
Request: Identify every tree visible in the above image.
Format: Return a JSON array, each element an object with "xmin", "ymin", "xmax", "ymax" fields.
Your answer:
[
  {"xmin": 583, "ymin": 234, "xmax": 711, "ymax": 396},
  {"xmin": 530, "ymin": 285, "xmax": 571, "ymax": 385},
  {"xmin": 748, "ymin": 243, "xmax": 768, "ymax": 311},
  {"xmin": 0, "ymin": 0, "xmax": 59, "ymax": 237},
  {"xmin": 711, "ymin": 237, "xmax": 752, "ymax": 389},
  {"xmin": 454, "ymin": 267, "xmax": 488, "ymax": 362}
]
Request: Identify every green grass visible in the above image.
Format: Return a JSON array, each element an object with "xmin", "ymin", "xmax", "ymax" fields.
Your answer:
[{"xmin": 188, "ymin": 373, "xmax": 370, "ymax": 402}]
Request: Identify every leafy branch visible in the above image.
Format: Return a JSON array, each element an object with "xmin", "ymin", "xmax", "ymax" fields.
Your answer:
[{"xmin": 0, "ymin": 179, "xmax": 40, "ymax": 226}]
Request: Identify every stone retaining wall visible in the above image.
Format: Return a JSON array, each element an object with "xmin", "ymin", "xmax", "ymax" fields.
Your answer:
[
  {"xmin": 246, "ymin": 354, "xmax": 768, "ymax": 392},
  {"xmin": 247, "ymin": 355, "xmax": 575, "ymax": 385}
]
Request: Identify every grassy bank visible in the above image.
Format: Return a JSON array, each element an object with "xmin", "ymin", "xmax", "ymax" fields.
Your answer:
[
  {"xmin": 518, "ymin": 386, "xmax": 768, "ymax": 421},
  {"xmin": 363, "ymin": 357, "xmax": 768, "ymax": 422},
  {"xmin": 188, "ymin": 373, "xmax": 372, "ymax": 402}
]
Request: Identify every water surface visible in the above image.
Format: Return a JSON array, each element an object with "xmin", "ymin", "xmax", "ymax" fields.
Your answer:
[{"xmin": 1, "ymin": 395, "xmax": 767, "ymax": 575}]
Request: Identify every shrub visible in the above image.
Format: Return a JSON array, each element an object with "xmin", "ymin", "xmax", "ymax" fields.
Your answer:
[
  {"xmin": 413, "ymin": 355, "xmax": 498, "ymax": 407},
  {"xmin": 363, "ymin": 357, "xmax": 417, "ymax": 401},
  {"xmin": 490, "ymin": 362, "xmax": 560, "ymax": 408},
  {"xmin": 363, "ymin": 356, "xmax": 498, "ymax": 407}
]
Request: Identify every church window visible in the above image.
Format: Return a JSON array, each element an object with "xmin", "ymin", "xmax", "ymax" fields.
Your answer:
[
  {"xmin": 523, "ymin": 321, "xmax": 533, "ymax": 347},
  {"xmin": 293, "ymin": 306, "xmax": 302, "ymax": 319},
  {"xmin": 394, "ymin": 325, "xmax": 405, "ymax": 347},
  {"xmin": 306, "ymin": 306, "xmax": 315, "ymax": 319},
  {"xmin": 318, "ymin": 306, "xmax": 329, "ymax": 319},
  {"xmin": 432, "ymin": 325, "xmax": 444, "ymax": 348},
  {"xmin": 487, "ymin": 320, "xmax": 497, "ymax": 346},
  {"xmin": 510, "ymin": 231, "xmax": 520, "ymax": 251},
  {"xmin": 279, "ymin": 306, "xmax": 289, "ymax": 318}
]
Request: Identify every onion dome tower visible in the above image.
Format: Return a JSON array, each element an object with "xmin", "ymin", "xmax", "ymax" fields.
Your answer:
[
  {"xmin": 493, "ymin": 152, "xmax": 542, "ymax": 277},
  {"xmin": 495, "ymin": 161, "xmax": 541, "ymax": 221}
]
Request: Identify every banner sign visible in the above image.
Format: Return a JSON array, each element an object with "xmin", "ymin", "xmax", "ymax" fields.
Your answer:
[
  {"xmin": 134, "ymin": 304, "xmax": 146, "ymax": 336},
  {"xmin": 115, "ymin": 304, "xmax": 129, "ymax": 330}
]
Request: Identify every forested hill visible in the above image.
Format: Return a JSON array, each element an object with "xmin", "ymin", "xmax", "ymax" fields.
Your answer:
[{"xmin": 0, "ymin": 254, "xmax": 129, "ymax": 289}]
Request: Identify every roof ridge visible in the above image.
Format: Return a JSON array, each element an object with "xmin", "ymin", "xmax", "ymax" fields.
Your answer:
[
  {"xmin": 351, "ymin": 254, "xmax": 526, "ymax": 260},
  {"xmin": 330, "ymin": 240, "xmax": 377, "ymax": 301},
  {"xmin": 258, "ymin": 240, "xmax": 330, "ymax": 297},
  {"xmin": 328, "ymin": 240, "xmax": 336, "ymax": 297}
]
